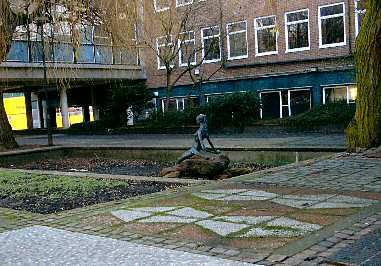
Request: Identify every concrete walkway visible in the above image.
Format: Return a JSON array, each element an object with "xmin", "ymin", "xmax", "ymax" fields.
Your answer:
[{"xmin": 16, "ymin": 132, "xmax": 346, "ymax": 150}]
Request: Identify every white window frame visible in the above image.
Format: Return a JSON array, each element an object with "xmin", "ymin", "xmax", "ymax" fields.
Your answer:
[
  {"xmin": 355, "ymin": 0, "xmax": 366, "ymax": 37},
  {"xmin": 161, "ymin": 97, "xmax": 186, "ymax": 112},
  {"xmin": 176, "ymin": 0, "xmax": 193, "ymax": 7},
  {"xmin": 154, "ymin": 0, "xmax": 170, "ymax": 12},
  {"xmin": 322, "ymin": 85, "xmax": 357, "ymax": 104},
  {"xmin": 285, "ymin": 9, "xmax": 311, "ymax": 53},
  {"xmin": 254, "ymin": 15, "xmax": 278, "ymax": 57},
  {"xmin": 260, "ymin": 88, "xmax": 312, "ymax": 119},
  {"xmin": 178, "ymin": 31, "xmax": 196, "ymax": 67},
  {"xmin": 201, "ymin": 26, "xmax": 221, "ymax": 64},
  {"xmin": 156, "ymin": 35, "xmax": 174, "ymax": 70},
  {"xmin": 318, "ymin": 2, "xmax": 346, "ymax": 49},
  {"xmin": 226, "ymin": 20, "xmax": 248, "ymax": 60}
]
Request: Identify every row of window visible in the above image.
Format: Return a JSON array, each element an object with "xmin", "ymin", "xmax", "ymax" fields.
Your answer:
[
  {"xmin": 7, "ymin": 40, "xmax": 138, "ymax": 65},
  {"xmin": 7, "ymin": 24, "xmax": 138, "ymax": 65},
  {"xmin": 157, "ymin": 1, "xmax": 366, "ymax": 69},
  {"xmin": 159, "ymin": 85, "xmax": 358, "ymax": 119},
  {"xmin": 154, "ymin": 0, "xmax": 205, "ymax": 12}
]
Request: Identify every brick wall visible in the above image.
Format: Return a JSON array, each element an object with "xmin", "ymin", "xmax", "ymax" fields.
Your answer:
[{"xmin": 141, "ymin": 0, "xmax": 361, "ymax": 90}]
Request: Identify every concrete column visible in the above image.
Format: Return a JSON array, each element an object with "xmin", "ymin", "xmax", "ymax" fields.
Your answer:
[
  {"xmin": 60, "ymin": 87, "xmax": 70, "ymax": 129},
  {"xmin": 83, "ymin": 105, "xmax": 90, "ymax": 124},
  {"xmin": 92, "ymin": 106, "xmax": 100, "ymax": 121},
  {"xmin": 24, "ymin": 91, "xmax": 33, "ymax": 129},
  {"xmin": 38, "ymin": 94, "xmax": 45, "ymax": 128},
  {"xmin": 90, "ymin": 88, "xmax": 100, "ymax": 121}
]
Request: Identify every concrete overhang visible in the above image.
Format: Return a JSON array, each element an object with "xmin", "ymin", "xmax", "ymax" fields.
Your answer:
[{"xmin": 0, "ymin": 62, "xmax": 146, "ymax": 89}]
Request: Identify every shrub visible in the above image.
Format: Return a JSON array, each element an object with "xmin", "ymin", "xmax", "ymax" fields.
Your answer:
[
  {"xmin": 206, "ymin": 92, "xmax": 260, "ymax": 132},
  {"xmin": 281, "ymin": 101, "xmax": 356, "ymax": 130},
  {"xmin": 143, "ymin": 92, "xmax": 260, "ymax": 132},
  {"xmin": 103, "ymin": 80, "xmax": 153, "ymax": 127}
]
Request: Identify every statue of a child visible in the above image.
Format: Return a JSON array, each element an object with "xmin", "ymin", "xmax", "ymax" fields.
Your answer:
[{"xmin": 177, "ymin": 114, "xmax": 219, "ymax": 163}]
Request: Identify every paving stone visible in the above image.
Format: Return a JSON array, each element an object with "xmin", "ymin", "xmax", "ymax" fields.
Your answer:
[
  {"xmin": 271, "ymin": 198, "xmax": 317, "ymax": 209},
  {"xmin": 219, "ymin": 195, "xmax": 273, "ymax": 201},
  {"xmin": 239, "ymin": 190, "xmax": 278, "ymax": 199},
  {"xmin": 308, "ymin": 202, "xmax": 370, "ymax": 209},
  {"xmin": 282, "ymin": 194, "xmax": 336, "ymax": 201},
  {"xmin": 327, "ymin": 195, "xmax": 378, "ymax": 205},
  {"xmin": 168, "ymin": 207, "xmax": 211, "ymax": 219},
  {"xmin": 192, "ymin": 193, "xmax": 227, "ymax": 200},
  {"xmin": 132, "ymin": 207, "xmax": 179, "ymax": 213},
  {"xmin": 139, "ymin": 215, "xmax": 197, "ymax": 224},
  {"xmin": 111, "ymin": 210, "xmax": 151, "ymax": 223},
  {"xmin": 0, "ymin": 226, "xmax": 254, "ymax": 265},
  {"xmin": 196, "ymin": 220, "xmax": 250, "ymax": 236},
  {"xmin": 267, "ymin": 217, "xmax": 322, "ymax": 232},
  {"xmin": 202, "ymin": 189, "xmax": 248, "ymax": 194},
  {"xmin": 242, "ymin": 227, "xmax": 304, "ymax": 238},
  {"xmin": 215, "ymin": 215, "xmax": 274, "ymax": 225}
]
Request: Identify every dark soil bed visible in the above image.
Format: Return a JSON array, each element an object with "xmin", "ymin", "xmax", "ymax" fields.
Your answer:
[
  {"xmin": 3, "ymin": 157, "xmax": 270, "ymax": 176},
  {"xmin": 0, "ymin": 171, "xmax": 184, "ymax": 214}
]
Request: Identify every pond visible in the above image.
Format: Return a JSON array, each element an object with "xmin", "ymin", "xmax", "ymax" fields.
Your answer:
[{"xmin": 0, "ymin": 147, "xmax": 336, "ymax": 177}]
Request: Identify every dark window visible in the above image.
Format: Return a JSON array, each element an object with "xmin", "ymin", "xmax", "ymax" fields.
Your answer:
[
  {"xmin": 290, "ymin": 90, "xmax": 311, "ymax": 115},
  {"xmin": 320, "ymin": 3, "xmax": 345, "ymax": 46},
  {"xmin": 255, "ymin": 16, "xmax": 277, "ymax": 54},
  {"xmin": 261, "ymin": 92, "xmax": 280, "ymax": 119},
  {"xmin": 286, "ymin": 10, "xmax": 309, "ymax": 51}
]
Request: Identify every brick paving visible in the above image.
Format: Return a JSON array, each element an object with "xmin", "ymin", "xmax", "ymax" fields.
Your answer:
[{"xmin": 0, "ymin": 145, "xmax": 380, "ymax": 265}]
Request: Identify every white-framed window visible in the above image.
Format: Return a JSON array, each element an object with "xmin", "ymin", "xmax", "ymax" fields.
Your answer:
[
  {"xmin": 201, "ymin": 26, "xmax": 221, "ymax": 63},
  {"xmin": 355, "ymin": 0, "xmax": 366, "ymax": 36},
  {"xmin": 227, "ymin": 20, "xmax": 248, "ymax": 60},
  {"xmin": 319, "ymin": 2, "xmax": 346, "ymax": 48},
  {"xmin": 156, "ymin": 35, "xmax": 174, "ymax": 70},
  {"xmin": 260, "ymin": 88, "xmax": 311, "ymax": 119},
  {"xmin": 285, "ymin": 9, "xmax": 310, "ymax": 53},
  {"xmin": 254, "ymin": 15, "xmax": 278, "ymax": 56},
  {"xmin": 154, "ymin": 0, "xmax": 170, "ymax": 12},
  {"xmin": 323, "ymin": 85, "xmax": 357, "ymax": 104},
  {"xmin": 176, "ymin": 0, "xmax": 193, "ymax": 7},
  {"xmin": 178, "ymin": 31, "xmax": 196, "ymax": 67},
  {"xmin": 161, "ymin": 96, "xmax": 199, "ymax": 111}
]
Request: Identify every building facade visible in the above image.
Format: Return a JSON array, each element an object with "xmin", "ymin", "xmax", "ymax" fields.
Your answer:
[
  {"xmin": 1, "ymin": 0, "xmax": 366, "ymax": 129},
  {"xmin": 145, "ymin": 0, "xmax": 366, "ymax": 119},
  {"xmin": 0, "ymin": 5, "xmax": 144, "ymax": 129}
]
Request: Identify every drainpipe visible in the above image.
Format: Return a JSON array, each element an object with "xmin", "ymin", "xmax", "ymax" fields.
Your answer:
[{"xmin": 346, "ymin": 0, "xmax": 353, "ymax": 55}]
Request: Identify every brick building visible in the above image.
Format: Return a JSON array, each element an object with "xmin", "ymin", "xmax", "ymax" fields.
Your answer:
[{"xmin": 144, "ymin": 0, "xmax": 366, "ymax": 118}]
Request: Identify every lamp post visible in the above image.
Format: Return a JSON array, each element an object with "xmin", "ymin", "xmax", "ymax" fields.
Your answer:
[{"xmin": 36, "ymin": 16, "xmax": 53, "ymax": 146}]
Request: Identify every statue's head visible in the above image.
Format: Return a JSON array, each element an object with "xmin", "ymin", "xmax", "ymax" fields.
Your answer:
[{"xmin": 196, "ymin": 114, "xmax": 207, "ymax": 125}]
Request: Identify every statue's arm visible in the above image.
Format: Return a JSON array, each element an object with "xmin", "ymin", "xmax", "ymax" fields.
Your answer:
[
  {"xmin": 206, "ymin": 137, "xmax": 216, "ymax": 150},
  {"xmin": 198, "ymin": 130, "xmax": 206, "ymax": 150}
]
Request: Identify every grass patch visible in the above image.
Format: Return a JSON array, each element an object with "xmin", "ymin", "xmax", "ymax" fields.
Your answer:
[{"xmin": 0, "ymin": 171, "xmax": 182, "ymax": 214}]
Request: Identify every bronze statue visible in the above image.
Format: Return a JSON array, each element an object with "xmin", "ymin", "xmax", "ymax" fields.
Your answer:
[{"xmin": 177, "ymin": 114, "xmax": 219, "ymax": 163}]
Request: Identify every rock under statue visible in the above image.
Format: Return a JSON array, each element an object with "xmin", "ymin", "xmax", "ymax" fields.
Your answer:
[
  {"xmin": 160, "ymin": 114, "xmax": 234, "ymax": 180},
  {"xmin": 177, "ymin": 114, "xmax": 219, "ymax": 163}
]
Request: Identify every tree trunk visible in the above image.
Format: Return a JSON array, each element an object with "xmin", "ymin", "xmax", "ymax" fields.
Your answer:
[
  {"xmin": 0, "ymin": 0, "xmax": 19, "ymax": 149},
  {"xmin": 347, "ymin": 0, "xmax": 381, "ymax": 151},
  {"xmin": 0, "ymin": 92, "xmax": 19, "ymax": 149}
]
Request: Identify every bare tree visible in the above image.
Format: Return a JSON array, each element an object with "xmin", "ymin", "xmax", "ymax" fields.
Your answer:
[
  {"xmin": 0, "ymin": 0, "xmax": 135, "ymax": 149},
  {"xmin": 118, "ymin": 0, "xmax": 226, "ymax": 111}
]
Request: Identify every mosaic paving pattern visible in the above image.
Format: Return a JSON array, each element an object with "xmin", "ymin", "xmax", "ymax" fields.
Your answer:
[
  {"xmin": 0, "ymin": 226, "xmax": 253, "ymax": 266},
  {"xmin": 193, "ymin": 189, "xmax": 378, "ymax": 209},
  {"xmin": 112, "ymin": 207, "xmax": 321, "ymax": 238}
]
